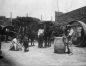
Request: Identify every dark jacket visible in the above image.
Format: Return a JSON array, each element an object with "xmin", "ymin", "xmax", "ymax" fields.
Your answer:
[{"xmin": 23, "ymin": 37, "xmax": 28, "ymax": 48}]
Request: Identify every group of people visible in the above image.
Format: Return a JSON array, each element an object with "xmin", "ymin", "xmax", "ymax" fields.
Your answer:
[
  {"xmin": 37, "ymin": 28, "xmax": 53, "ymax": 48},
  {"xmin": 10, "ymin": 36, "xmax": 29, "ymax": 52},
  {"xmin": 9, "ymin": 26, "xmax": 53, "ymax": 53},
  {"xmin": 0, "ymin": 24, "xmax": 75, "ymax": 57}
]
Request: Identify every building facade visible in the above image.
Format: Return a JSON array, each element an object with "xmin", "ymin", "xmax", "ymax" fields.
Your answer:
[{"xmin": 55, "ymin": 6, "xmax": 86, "ymax": 25}]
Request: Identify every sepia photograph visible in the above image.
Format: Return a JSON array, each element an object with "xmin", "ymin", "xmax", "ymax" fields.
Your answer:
[{"xmin": 0, "ymin": 0, "xmax": 86, "ymax": 66}]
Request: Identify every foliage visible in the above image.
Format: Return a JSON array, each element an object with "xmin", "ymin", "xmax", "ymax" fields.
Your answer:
[
  {"xmin": 53, "ymin": 23, "xmax": 63, "ymax": 37},
  {"xmin": 12, "ymin": 16, "xmax": 40, "ymax": 40}
]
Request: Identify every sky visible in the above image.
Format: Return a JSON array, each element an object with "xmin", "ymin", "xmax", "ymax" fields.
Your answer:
[{"xmin": 0, "ymin": 0, "xmax": 86, "ymax": 21}]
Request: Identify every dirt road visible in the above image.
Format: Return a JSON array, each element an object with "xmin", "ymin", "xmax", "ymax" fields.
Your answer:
[{"xmin": 0, "ymin": 42, "xmax": 86, "ymax": 66}]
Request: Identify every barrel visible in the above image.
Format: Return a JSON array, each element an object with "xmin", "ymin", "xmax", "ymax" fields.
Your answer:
[{"xmin": 54, "ymin": 37, "xmax": 65, "ymax": 54}]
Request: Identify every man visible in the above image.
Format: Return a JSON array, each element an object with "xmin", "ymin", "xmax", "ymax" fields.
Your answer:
[
  {"xmin": 23, "ymin": 36, "xmax": 29, "ymax": 52},
  {"xmin": 63, "ymin": 26, "xmax": 74, "ymax": 55},
  {"xmin": 38, "ymin": 29, "xmax": 44, "ymax": 37},
  {"xmin": 38, "ymin": 29, "xmax": 44, "ymax": 48},
  {"xmin": 69, "ymin": 28, "xmax": 74, "ymax": 37},
  {"xmin": 68, "ymin": 27, "xmax": 74, "ymax": 55}
]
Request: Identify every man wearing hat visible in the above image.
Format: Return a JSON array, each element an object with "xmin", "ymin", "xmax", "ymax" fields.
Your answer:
[{"xmin": 63, "ymin": 25, "xmax": 74, "ymax": 54}]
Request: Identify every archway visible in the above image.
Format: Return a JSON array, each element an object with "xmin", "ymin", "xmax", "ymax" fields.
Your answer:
[{"xmin": 67, "ymin": 20, "xmax": 86, "ymax": 47}]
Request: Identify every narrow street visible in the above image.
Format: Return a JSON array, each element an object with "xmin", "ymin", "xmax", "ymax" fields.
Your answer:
[{"xmin": 0, "ymin": 41, "xmax": 86, "ymax": 66}]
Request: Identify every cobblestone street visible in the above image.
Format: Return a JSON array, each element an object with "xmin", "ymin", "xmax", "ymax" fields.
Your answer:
[{"xmin": 0, "ymin": 42, "xmax": 86, "ymax": 66}]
